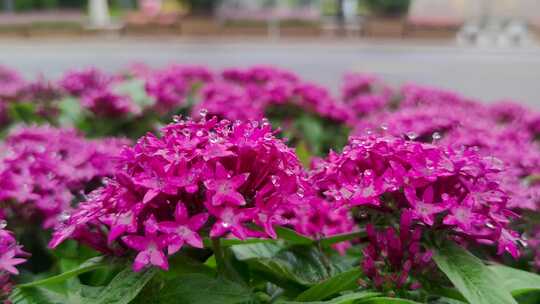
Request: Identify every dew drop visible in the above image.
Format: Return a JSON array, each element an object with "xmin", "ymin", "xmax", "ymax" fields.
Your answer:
[
  {"xmin": 271, "ymin": 175, "xmax": 280, "ymax": 187},
  {"xmin": 296, "ymin": 188, "xmax": 305, "ymax": 198},
  {"xmin": 0, "ymin": 220, "xmax": 6, "ymax": 229},
  {"xmin": 172, "ymin": 115, "xmax": 182, "ymax": 123},
  {"xmin": 199, "ymin": 108, "xmax": 208, "ymax": 118},
  {"xmin": 59, "ymin": 212, "xmax": 70, "ymax": 222},
  {"xmin": 432, "ymin": 132, "xmax": 442, "ymax": 141},
  {"xmin": 406, "ymin": 131, "xmax": 418, "ymax": 140},
  {"xmin": 518, "ymin": 239, "xmax": 528, "ymax": 248}
]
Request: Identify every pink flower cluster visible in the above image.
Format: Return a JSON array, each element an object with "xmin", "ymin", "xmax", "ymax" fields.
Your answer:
[
  {"xmin": 59, "ymin": 68, "xmax": 140, "ymax": 117},
  {"xmin": 0, "ymin": 65, "xmax": 26, "ymax": 101},
  {"xmin": 309, "ymin": 134, "xmax": 521, "ymax": 287},
  {"xmin": 0, "ymin": 125, "xmax": 128, "ymax": 228},
  {"xmin": 0, "ymin": 221, "xmax": 26, "ymax": 298},
  {"xmin": 49, "ymin": 116, "xmax": 308, "ymax": 271},
  {"xmin": 328, "ymin": 134, "xmax": 518, "ymax": 254},
  {"xmin": 145, "ymin": 65, "xmax": 213, "ymax": 113},
  {"xmin": 194, "ymin": 66, "xmax": 352, "ymax": 123},
  {"xmin": 351, "ymin": 83, "xmax": 540, "ymax": 212}
]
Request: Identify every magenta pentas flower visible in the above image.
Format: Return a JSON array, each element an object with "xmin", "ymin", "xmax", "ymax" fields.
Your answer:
[
  {"xmin": 341, "ymin": 73, "xmax": 392, "ymax": 102},
  {"xmin": 192, "ymin": 82, "xmax": 265, "ymax": 121},
  {"xmin": 0, "ymin": 221, "xmax": 27, "ymax": 298},
  {"xmin": 59, "ymin": 67, "xmax": 113, "ymax": 97},
  {"xmin": 399, "ymin": 83, "xmax": 479, "ymax": 109},
  {"xmin": 290, "ymin": 82, "xmax": 352, "ymax": 122},
  {"xmin": 292, "ymin": 195, "xmax": 356, "ymax": 254},
  {"xmin": 310, "ymin": 134, "xmax": 522, "ymax": 258},
  {"xmin": 0, "ymin": 125, "xmax": 127, "ymax": 228},
  {"xmin": 82, "ymin": 89, "xmax": 141, "ymax": 118},
  {"xmin": 0, "ymin": 65, "xmax": 26, "ymax": 101},
  {"xmin": 361, "ymin": 212, "xmax": 432, "ymax": 291},
  {"xmin": 222, "ymin": 66, "xmax": 298, "ymax": 85},
  {"xmin": 145, "ymin": 65, "xmax": 214, "ymax": 113},
  {"xmin": 49, "ymin": 117, "xmax": 307, "ymax": 271}
]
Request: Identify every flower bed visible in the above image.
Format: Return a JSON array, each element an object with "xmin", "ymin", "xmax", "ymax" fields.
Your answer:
[{"xmin": 1, "ymin": 64, "xmax": 540, "ymax": 304}]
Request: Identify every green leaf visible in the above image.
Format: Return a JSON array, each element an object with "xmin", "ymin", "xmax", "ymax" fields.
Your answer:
[
  {"xmin": 274, "ymin": 226, "xmax": 313, "ymax": 245},
  {"xmin": 432, "ymin": 241, "xmax": 518, "ymax": 304},
  {"xmin": 18, "ymin": 256, "xmax": 108, "ymax": 288},
  {"xmin": 155, "ymin": 273, "xmax": 256, "ymax": 304},
  {"xmin": 203, "ymin": 237, "xmax": 276, "ymax": 248},
  {"xmin": 9, "ymin": 279, "xmax": 103, "ymax": 304},
  {"xmin": 295, "ymin": 269, "xmax": 363, "ymax": 301},
  {"xmin": 9, "ymin": 102, "xmax": 40, "ymax": 123},
  {"xmin": 234, "ymin": 244, "xmax": 354, "ymax": 289},
  {"xmin": 489, "ymin": 264, "xmax": 540, "ymax": 294},
  {"xmin": 86, "ymin": 267, "xmax": 157, "ymax": 304},
  {"xmin": 57, "ymin": 97, "xmax": 84, "ymax": 127},
  {"xmin": 278, "ymin": 291, "xmax": 380, "ymax": 304},
  {"xmin": 357, "ymin": 297, "xmax": 422, "ymax": 304},
  {"xmin": 232, "ymin": 242, "xmax": 283, "ymax": 261},
  {"xmin": 296, "ymin": 140, "xmax": 312, "ymax": 167},
  {"xmin": 489, "ymin": 264, "xmax": 540, "ymax": 304},
  {"xmin": 163, "ymin": 254, "xmax": 216, "ymax": 279},
  {"xmin": 9, "ymin": 286, "xmax": 68, "ymax": 304},
  {"xmin": 113, "ymin": 79, "xmax": 155, "ymax": 109},
  {"xmin": 318, "ymin": 231, "xmax": 366, "ymax": 248}
]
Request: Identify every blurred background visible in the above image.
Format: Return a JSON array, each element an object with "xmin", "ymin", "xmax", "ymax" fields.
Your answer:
[{"xmin": 1, "ymin": 0, "xmax": 540, "ymax": 106}]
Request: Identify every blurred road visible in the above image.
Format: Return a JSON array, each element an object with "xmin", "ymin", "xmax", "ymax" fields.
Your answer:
[{"xmin": 2, "ymin": 37, "xmax": 540, "ymax": 107}]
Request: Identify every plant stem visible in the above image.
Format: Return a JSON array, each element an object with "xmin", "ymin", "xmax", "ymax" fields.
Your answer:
[{"xmin": 211, "ymin": 237, "xmax": 227, "ymax": 277}]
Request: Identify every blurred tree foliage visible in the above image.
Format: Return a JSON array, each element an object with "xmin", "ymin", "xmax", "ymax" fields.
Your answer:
[
  {"xmin": 363, "ymin": 0, "xmax": 410, "ymax": 16},
  {"xmin": 180, "ymin": 0, "xmax": 218, "ymax": 15},
  {"xmin": 14, "ymin": 0, "xmax": 58, "ymax": 11}
]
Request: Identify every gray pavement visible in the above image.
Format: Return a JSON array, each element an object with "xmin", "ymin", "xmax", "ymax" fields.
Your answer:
[{"xmin": 1, "ymin": 37, "xmax": 540, "ymax": 107}]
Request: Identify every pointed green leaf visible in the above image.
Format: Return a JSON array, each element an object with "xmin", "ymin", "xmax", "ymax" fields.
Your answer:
[
  {"xmin": 87, "ymin": 267, "xmax": 157, "ymax": 304},
  {"xmin": 18, "ymin": 256, "xmax": 108, "ymax": 288},
  {"xmin": 155, "ymin": 273, "xmax": 255, "ymax": 304},
  {"xmin": 274, "ymin": 226, "xmax": 313, "ymax": 245},
  {"xmin": 489, "ymin": 264, "xmax": 540, "ymax": 294},
  {"xmin": 357, "ymin": 297, "xmax": 422, "ymax": 304},
  {"xmin": 432, "ymin": 241, "xmax": 518, "ymax": 304},
  {"xmin": 278, "ymin": 291, "xmax": 380, "ymax": 304},
  {"xmin": 295, "ymin": 269, "xmax": 363, "ymax": 301}
]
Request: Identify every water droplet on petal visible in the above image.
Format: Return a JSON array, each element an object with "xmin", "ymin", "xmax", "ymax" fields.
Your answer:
[
  {"xmin": 59, "ymin": 212, "xmax": 70, "ymax": 223},
  {"xmin": 271, "ymin": 175, "xmax": 280, "ymax": 187},
  {"xmin": 296, "ymin": 188, "xmax": 305, "ymax": 198},
  {"xmin": 380, "ymin": 124, "xmax": 388, "ymax": 131},
  {"xmin": 432, "ymin": 132, "xmax": 442, "ymax": 141},
  {"xmin": 0, "ymin": 220, "xmax": 7, "ymax": 229},
  {"xmin": 199, "ymin": 108, "xmax": 208, "ymax": 118},
  {"xmin": 406, "ymin": 131, "xmax": 418, "ymax": 140},
  {"xmin": 173, "ymin": 115, "xmax": 182, "ymax": 123}
]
